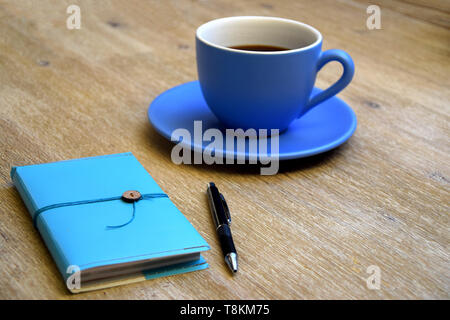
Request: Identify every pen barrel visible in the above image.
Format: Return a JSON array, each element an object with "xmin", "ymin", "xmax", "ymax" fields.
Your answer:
[{"xmin": 217, "ymin": 224, "xmax": 236, "ymax": 254}]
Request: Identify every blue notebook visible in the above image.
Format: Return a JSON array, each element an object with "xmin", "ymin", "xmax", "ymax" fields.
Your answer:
[{"xmin": 11, "ymin": 152, "xmax": 210, "ymax": 293}]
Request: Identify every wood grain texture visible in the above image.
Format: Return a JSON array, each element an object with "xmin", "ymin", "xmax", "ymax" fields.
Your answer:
[{"xmin": 0, "ymin": 0, "xmax": 448, "ymax": 299}]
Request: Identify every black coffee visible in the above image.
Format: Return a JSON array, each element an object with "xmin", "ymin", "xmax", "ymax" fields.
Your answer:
[{"xmin": 229, "ymin": 44, "xmax": 290, "ymax": 52}]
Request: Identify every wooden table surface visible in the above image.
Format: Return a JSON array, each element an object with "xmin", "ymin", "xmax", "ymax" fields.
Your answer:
[{"xmin": 0, "ymin": 0, "xmax": 448, "ymax": 299}]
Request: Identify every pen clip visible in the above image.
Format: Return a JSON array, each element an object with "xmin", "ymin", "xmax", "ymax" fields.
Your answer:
[{"xmin": 220, "ymin": 193, "xmax": 231, "ymax": 225}]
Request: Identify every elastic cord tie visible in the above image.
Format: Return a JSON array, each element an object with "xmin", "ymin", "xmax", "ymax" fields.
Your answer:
[{"xmin": 32, "ymin": 192, "xmax": 168, "ymax": 229}]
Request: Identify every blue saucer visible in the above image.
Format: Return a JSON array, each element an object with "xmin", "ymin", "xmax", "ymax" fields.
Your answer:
[{"xmin": 148, "ymin": 81, "xmax": 357, "ymax": 160}]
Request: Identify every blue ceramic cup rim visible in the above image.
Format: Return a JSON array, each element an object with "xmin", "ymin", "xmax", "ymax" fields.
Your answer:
[{"xmin": 196, "ymin": 16, "xmax": 323, "ymax": 55}]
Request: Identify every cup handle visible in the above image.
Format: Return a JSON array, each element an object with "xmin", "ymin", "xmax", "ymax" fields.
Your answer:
[{"xmin": 300, "ymin": 49, "xmax": 355, "ymax": 117}]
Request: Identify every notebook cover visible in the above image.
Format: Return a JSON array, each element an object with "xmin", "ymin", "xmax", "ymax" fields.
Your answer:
[{"xmin": 11, "ymin": 152, "xmax": 210, "ymax": 293}]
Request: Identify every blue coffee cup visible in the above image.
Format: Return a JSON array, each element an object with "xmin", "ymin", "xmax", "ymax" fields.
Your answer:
[{"xmin": 196, "ymin": 16, "xmax": 355, "ymax": 131}]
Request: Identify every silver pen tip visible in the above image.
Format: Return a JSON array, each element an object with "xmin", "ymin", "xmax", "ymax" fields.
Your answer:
[{"xmin": 225, "ymin": 253, "xmax": 238, "ymax": 273}]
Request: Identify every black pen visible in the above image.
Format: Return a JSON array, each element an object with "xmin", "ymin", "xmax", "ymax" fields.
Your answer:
[{"xmin": 206, "ymin": 182, "xmax": 238, "ymax": 273}]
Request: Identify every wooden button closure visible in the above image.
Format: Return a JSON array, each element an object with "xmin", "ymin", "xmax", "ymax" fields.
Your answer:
[{"xmin": 122, "ymin": 190, "xmax": 142, "ymax": 202}]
